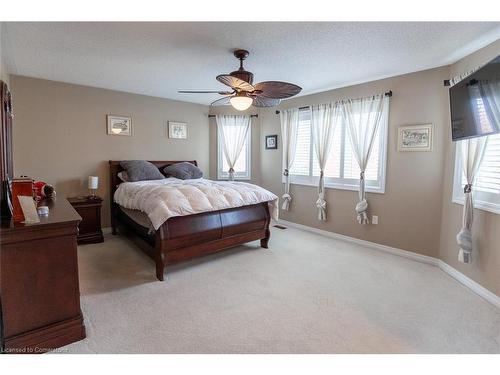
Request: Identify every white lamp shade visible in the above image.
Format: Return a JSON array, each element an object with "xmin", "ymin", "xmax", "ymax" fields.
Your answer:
[
  {"xmin": 88, "ymin": 176, "xmax": 99, "ymax": 190},
  {"xmin": 230, "ymin": 95, "xmax": 253, "ymax": 111}
]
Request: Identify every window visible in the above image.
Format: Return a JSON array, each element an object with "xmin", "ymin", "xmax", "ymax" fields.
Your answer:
[
  {"xmin": 217, "ymin": 125, "xmax": 251, "ymax": 180},
  {"xmin": 453, "ymin": 133, "xmax": 500, "ymax": 214},
  {"xmin": 288, "ymin": 107, "xmax": 388, "ymax": 193}
]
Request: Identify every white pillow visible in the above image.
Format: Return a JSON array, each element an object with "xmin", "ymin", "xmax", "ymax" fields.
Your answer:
[{"xmin": 117, "ymin": 171, "xmax": 129, "ymax": 182}]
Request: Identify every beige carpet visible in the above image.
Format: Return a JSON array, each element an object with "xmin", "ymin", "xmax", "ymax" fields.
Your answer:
[{"xmin": 63, "ymin": 226, "xmax": 500, "ymax": 353}]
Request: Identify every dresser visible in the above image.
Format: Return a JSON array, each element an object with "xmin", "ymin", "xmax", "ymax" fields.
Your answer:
[
  {"xmin": 68, "ymin": 196, "xmax": 104, "ymax": 245},
  {"xmin": 0, "ymin": 197, "xmax": 86, "ymax": 353}
]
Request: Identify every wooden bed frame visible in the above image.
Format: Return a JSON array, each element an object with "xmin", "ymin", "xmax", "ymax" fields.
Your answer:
[{"xmin": 109, "ymin": 160, "xmax": 271, "ymax": 281}]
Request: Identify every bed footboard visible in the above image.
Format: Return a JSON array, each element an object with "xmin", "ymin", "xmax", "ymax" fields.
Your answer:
[{"xmin": 153, "ymin": 203, "xmax": 271, "ymax": 281}]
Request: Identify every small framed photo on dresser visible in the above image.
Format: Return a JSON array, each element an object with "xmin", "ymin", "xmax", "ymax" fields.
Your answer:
[{"xmin": 265, "ymin": 135, "xmax": 278, "ymax": 150}]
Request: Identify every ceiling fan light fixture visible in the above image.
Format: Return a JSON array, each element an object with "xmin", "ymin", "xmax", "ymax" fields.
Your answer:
[
  {"xmin": 179, "ymin": 49, "xmax": 301, "ymax": 109},
  {"xmin": 230, "ymin": 94, "xmax": 253, "ymax": 111}
]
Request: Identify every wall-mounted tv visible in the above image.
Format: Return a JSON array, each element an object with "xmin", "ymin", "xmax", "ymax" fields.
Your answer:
[{"xmin": 449, "ymin": 55, "xmax": 500, "ymax": 141}]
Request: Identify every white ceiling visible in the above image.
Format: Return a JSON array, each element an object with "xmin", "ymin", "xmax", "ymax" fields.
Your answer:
[{"xmin": 3, "ymin": 22, "xmax": 500, "ymax": 105}]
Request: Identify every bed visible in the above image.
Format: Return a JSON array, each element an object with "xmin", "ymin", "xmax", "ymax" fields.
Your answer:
[{"xmin": 109, "ymin": 160, "xmax": 276, "ymax": 281}]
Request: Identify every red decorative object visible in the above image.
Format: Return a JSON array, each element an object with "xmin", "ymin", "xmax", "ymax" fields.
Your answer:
[{"xmin": 33, "ymin": 180, "xmax": 56, "ymax": 201}]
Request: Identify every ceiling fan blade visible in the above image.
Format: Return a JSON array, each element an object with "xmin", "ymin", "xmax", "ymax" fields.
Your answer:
[
  {"xmin": 252, "ymin": 96, "xmax": 281, "ymax": 108},
  {"xmin": 253, "ymin": 81, "xmax": 302, "ymax": 99},
  {"xmin": 178, "ymin": 90, "xmax": 233, "ymax": 95},
  {"xmin": 216, "ymin": 74, "xmax": 255, "ymax": 92},
  {"xmin": 210, "ymin": 96, "xmax": 232, "ymax": 106}
]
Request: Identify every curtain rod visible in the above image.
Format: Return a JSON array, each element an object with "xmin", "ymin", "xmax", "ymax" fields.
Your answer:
[
  {"xmin": 208, "ymin": 114, "xmax": 258, "ymax": 118},
  {"xmin": 275, "ymin": 90, "xmax": 393, "ymax": 114}
]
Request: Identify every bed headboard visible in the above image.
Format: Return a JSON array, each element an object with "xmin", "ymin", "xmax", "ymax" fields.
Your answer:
[{"xmin": 109, "ymin": 160, "xmax": 198, "ymax": 212}]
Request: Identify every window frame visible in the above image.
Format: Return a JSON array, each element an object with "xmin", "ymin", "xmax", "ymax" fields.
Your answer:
[
  {"xmin": 217, "ymin": 124, "xmax": 252, "ymax": 181},
  {"xmin": 285, "ymin": 107, "xmax": 388, "ymax": 194},
  {"xmin": 452, "ymin": 139, "xmax": 500, "ymax": 215}
]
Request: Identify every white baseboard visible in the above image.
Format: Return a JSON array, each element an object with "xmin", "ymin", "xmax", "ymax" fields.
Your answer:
[
  {"xmin": 278, "ymin": 220, "xmax": 438, "ymax": 266},
  {"xmin": 278, "ymin": 219, "xmax": 499, "ymax": 309},
  {"xmin": 437, "ymin": 260, "xmax": 500, "ymax": 309}
]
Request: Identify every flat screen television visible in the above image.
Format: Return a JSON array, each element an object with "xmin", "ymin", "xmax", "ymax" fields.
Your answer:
[{"xmin": 450, "ymin": 55, "xmax": 500, "ymax": 141}]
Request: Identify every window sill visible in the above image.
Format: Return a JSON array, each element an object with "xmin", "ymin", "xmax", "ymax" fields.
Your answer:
[
  {"xmin": 217, "ymin": 176, "xmax": 251, "ymax": 181},
  {"xmin": 452, "ymin": 197, "xmax": 500, "ymax": 215},
  {"xmin": 287, "ymin": 179, "xmax": 385, "ymax": 194}
]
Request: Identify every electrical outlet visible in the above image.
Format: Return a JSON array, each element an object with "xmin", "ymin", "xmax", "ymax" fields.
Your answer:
[{"xmin": 372, "ymin": 215, "xmax": 379, "ymax": 225}]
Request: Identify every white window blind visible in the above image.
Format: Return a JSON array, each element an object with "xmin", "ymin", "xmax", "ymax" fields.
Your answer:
[
  {"xmin": 474, "ymin": 134, "xmax": 500, "ymax": 195},
  {"xmin": 289, "ymin": 110, "xmax": 311, "ymax": 176},
  {"xmin": 453, "ymin": 133, "xmax": 500, "ymax": 214},
  {"xmin": 288, "ymin": 106, "xmax": 388, "ymax": 193}
]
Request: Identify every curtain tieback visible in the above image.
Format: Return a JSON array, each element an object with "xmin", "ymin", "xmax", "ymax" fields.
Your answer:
[
  {"xmin": 355, "ymin": 199, "xmax": 368, "ymax": 214},
  {"xmin": 457, "ymin": 228, "xmax": 473, "ymax": 263},
  {"xmin": 464, "ymin": 183, "xmax": 472, "ymax": 194},
  {"xmin": 281, "ymin": 193, "xmax": 292, "ymax": 211},
  {"xmin": 229, "ymin": 167, "xmax": 235, "ymax": 173},
  {"xmin": 360, "ymin": 171, "xmax": 365, "ymax": 180},
  {"xmin": 316, "ymin": 197, "xmax": 326, "ymax": 209}
]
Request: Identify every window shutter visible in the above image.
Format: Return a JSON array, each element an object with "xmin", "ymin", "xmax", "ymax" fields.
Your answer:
[
  {"xmin": 290, "ymin": 111, "xmax": 311, "ymax": 176},
  {"xmin": 475, "ymin": 133, "xmax": 500, "ymax": 194}
]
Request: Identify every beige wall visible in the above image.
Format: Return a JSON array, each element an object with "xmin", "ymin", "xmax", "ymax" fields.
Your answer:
[
  {"xmin": 438, "ymin": 39, "xmax": 500, "ymax": 295},
  {"xmin": 258, "ymin": 67, "xmax": 450, "ymax": 258},
  {"xmin": 8, "ymin": 40, "xmax": 499, "ymax": 295},
  {"xmin": 208, "ymin": 106, "xmax": 261, "ymax": 185},
  {"xmin": 10, "ymin": 76, "xmax": 210, "ymax": 227},
  {"xmin": 0, "ymin": 23, "xmax": 10, "ymax": 86}
]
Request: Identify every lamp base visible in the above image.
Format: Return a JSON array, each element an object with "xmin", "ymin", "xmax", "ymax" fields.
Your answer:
[{"xmin": 88, "ymin": 189, "xmax": 97, "ymax": 199}]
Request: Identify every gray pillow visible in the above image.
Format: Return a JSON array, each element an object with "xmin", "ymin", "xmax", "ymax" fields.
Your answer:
[
  {"xmin": 119, "ymin": 160, "xmax": 165, "ymax": 182},
  {"xmin": 163, "ymin": 162, "xmax": 203, "ymax": 180}
]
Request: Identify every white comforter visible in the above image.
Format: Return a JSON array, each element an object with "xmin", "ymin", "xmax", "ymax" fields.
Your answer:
[{"xmin": 114, "ymin": 178, "xmax": 279, "ymax": 230}]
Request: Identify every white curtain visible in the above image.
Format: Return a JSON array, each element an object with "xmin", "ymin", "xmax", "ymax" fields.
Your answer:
[
  {"xmin": 478, "ymin": 79, "xmax": 500, "ymax": 133},
  {"xmin": 216, "ymin": 114, "xmax": 251, "ymax": 181},
  {"xmin": 456, "ymin": 137, "xmax": 488, "ymax": 264},
  {"xmin": 343, "ymin": 94, "xmax": 389, "ymax": 224},
  {"xmin": 280, "ymin": 108, "xmax": 300, "ymax": 210},
  {"xmin": 311, "ymin": 103, "xmax": 342, "ymax": 220}
]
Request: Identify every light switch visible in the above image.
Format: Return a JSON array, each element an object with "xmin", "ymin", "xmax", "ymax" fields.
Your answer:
[{"xmin": 372, "ymin": 215, "xmax": 379, "ymax": 225}]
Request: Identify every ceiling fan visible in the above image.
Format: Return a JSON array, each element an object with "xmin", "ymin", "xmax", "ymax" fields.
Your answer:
[{"xmin": 178, "ymin": 49, "xmax": 302, "ymax": 111}]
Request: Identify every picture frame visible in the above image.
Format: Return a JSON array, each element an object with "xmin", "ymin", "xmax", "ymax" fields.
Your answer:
[
  {"xmin": 265, "ymin": 135, "xmax": 278, "ymax": 150},
  {"xmin": 167, "ymin": 121, "xmax": 188, "ymax": 139},
  {"xmin": 398, "ymin": 124, "xmax": 433, "ymax": 152},
  {"xmin": 107, "ymin": 115, "xmax": 132, "ymax": 136}
]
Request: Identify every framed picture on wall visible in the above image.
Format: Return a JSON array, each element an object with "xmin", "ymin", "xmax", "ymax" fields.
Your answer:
[
  {"xmin": 107, "ymin": 115, "xmax": 132, "ymax": 136},
  {"xmin": 398, "ymin": 124, "xmax": 433, "ymax": 152},
  {"xmin": 167, "ymin": 121, "xmax": 188, "ymax": 139},
  {"xmin": 265, "ymin": 135, "xmax": 278, "ymax": 150}
]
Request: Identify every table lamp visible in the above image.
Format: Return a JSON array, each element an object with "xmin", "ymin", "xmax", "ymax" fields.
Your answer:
[{"xmin": 88, "ymin": 176, "xmax": 98, "ymax": 199}]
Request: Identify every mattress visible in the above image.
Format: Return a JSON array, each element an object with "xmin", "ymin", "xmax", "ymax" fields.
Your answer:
[
  {"xmin": 113, "ymin": 177, "xmax": 278, "ymax": 230},
  {"xmin": 119, "ymin": 206, "xmax": 154, "ymax": 231}
]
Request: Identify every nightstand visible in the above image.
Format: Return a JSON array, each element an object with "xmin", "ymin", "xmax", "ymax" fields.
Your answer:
[{"xmin": 68, "ymin": 196, "xmax": 104, "ymax": 244}]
